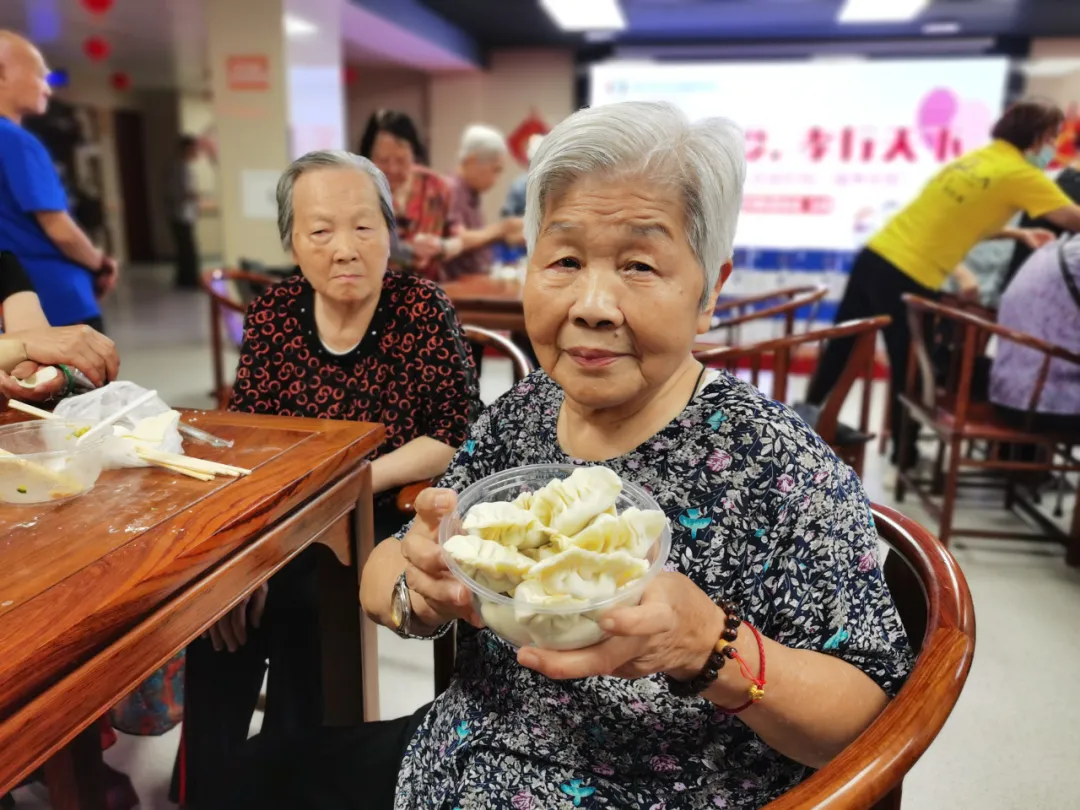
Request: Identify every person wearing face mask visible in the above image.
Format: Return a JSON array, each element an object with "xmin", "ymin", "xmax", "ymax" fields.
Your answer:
[{"xmin": 806, "ymin": 98, "xmax": 1080, "ymax": 467}]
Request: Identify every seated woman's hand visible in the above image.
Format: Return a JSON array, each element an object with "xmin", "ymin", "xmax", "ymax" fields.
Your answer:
[
  {"xmin": 516, "ymin": 572, "xmax": 723, "ymax": 681},
  {"xmin": 16, "ymin": 324, "xmax": 119, "ymax": 387},
  {"xmin": 0, "ymin": 361, "xmax": 66, "ymax": 402},
  {"xmin": 400, "ymin": 487, "xmax": 484, "ymax": 630}
]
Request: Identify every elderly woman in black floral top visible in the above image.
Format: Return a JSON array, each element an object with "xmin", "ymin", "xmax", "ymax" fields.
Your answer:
[
  {"xmin": 175, "ymin": 150, "xmax": 479, "ymax": 808},
  {"xmin": 215, "ymin": 104, "xmax": 912, "ymax": 810}
]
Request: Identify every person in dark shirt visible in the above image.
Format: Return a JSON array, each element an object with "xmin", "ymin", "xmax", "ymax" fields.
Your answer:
[{"xmin": 174, "ymin": 150, "xmax": 481, "ymax": 808}]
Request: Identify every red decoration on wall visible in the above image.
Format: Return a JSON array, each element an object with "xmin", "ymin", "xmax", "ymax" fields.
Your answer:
[
  {"xmin": 506, "ymin": 111, "xmax": 549, "ymax": 167},
  {"xmin": 83, "ymin": 36, "xmax": 111, "ymax": 62},
  {"xmin": 343, "ymin": 65, "xmax": 359, "ymax": 87},
  {"xmin": 80, "ymin": 0, "xmax": 115, "ymax": 14},
  {"xmin": 110, "ymin": 71, "xmax": 131, "ymax": 91}
]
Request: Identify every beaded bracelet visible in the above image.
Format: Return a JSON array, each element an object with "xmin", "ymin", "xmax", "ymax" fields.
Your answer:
[
  {"xmin": 666, "ymin": 601, "xmax": 767, "ymax": 713},
  {"xmin": 665, "ymin": 599, "xmax": 741, "ymax": 698}
]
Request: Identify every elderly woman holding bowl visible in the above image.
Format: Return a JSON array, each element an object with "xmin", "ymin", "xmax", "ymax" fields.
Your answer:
[
  {"xmin": 175, "ymin": 150, "xmax": 481, "ymax": 808},
  {"xmin": 215, "ymin": 102, "xmax": 912, "ymax": 810}
]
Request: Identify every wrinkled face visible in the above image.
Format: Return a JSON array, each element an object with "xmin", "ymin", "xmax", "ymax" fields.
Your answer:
[
  {"xmin": 369, "ymin": 131, "xmax": 414, "ymax": 194},
  {"xmin": 463, "ymin": 152, "xmax": 505, "ymax": 193},
  {"xmin": 290, "ymin": 167, "xmax": 390, "ymax": 305},
  {"xmin": 0, "ymin": 40, "xmax": 51, "ymax": 117},
  {"xmin": 524, "ymin": 175, "xmax": 727, "ymax": 412}
]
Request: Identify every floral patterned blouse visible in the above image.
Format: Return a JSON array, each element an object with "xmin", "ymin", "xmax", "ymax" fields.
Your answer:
[
  {"xmin": 393, "ymin": 165, "xmax": 456, "ymax": 281},
  {"xmin": 394, "ymin": 370, "xmax": 913, "ymax": 810}
]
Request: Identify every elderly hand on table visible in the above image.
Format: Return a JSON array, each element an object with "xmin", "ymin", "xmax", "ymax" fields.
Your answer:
[
  {"xmin": 206, "ymin": 584, "xmax": 269, "ymax": 652},
  {"xmin": 0, "ymin": 324, "xmax": 119, "ymax": 403}
]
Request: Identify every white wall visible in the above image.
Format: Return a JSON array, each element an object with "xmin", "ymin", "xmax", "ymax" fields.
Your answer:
[
  {"xmin": 346, "ymin": 66, "xmax": 430, "ymax": 152},
  {"xmin": 1025, "ymin": 39, "xmax": 1080, "ymax": 107},
  {"xmin": 179, "ymin": 92, "xmax": 224, "ymax": 260}
]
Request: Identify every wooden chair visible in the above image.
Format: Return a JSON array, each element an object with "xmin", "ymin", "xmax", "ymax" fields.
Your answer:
[
  {"xmin": 430, "ymin": 504, "xmax": 975, "ymax": 809},
  {"xmin": 705, "ymin": 284, "xmax": 828, "ymax": 348},
  {"xmin": 200, "ymin": 267, "xmax": 279, "ymax": 409},
  {"xmin": 694, "ymin": 316, "xmax": 889, "ymax": 479},
  {"xmin": 394, "ymin": 325, "xmax": 535, "ymax": 515},
  {"xmin": 896, "ymin": 294, "xmax": 1080, "ymax": 557}
]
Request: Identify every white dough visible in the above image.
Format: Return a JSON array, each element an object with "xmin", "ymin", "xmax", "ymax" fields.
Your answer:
[
  {"xmin": 462, "ymin": 500, "xmax": 554, "ymax": 550},
  {"xmin": 565, "ymin": 507, "xmax": 667, "ymax": 558},
  {"xmin": 526, "ymin": 466, "xmax": 622, "ymax": 537},
  {"xmin": 525, "ymin": 545, "xmax": 648, "ymax": 601},
  {"xmin": 15, "ymin": 366, "xmax": 60, "ymax": 388},
  {"xmin": 444, "ymin": 533, "xmax": 536, "ymax": 594}
]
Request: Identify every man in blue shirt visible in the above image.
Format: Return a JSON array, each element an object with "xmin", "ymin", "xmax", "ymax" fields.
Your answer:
[{"xmin": 0, "ymin": 31, "xmax": 117, "ymax": 328}]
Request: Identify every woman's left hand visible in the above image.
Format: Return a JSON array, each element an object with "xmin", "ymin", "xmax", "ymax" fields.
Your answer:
[
  {"xmin": 0, "ymin": 362, "xmax": 66, "ymax": 403},
  {"xmin": 516, "ymin": 572, "xmax": 723, "ymax": 681}
]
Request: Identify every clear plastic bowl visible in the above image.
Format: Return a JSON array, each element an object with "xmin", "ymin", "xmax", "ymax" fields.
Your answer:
[
  {"xmin": 0, "ymin": 421, "xmax": 105, "ymax": 505},
  {"xmin": 439, "ymin": 463, "xmax": 672, "ymax": 651}
]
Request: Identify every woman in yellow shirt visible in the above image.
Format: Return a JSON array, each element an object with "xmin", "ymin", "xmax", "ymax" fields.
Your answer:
[{"xmin": 806, "ymin": 99, "xmax": 1080, "ymax": 465}]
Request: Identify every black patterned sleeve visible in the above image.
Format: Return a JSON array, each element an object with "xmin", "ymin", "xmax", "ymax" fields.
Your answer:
[
  {"xmin": 754, "ymin": 460, "xmax": 914, "ymax": 698},
  {"xmin": 413, "ymin": 284, "xmax": 481, "ymax": 447},
  {"xmin": 228, "ymin": 300, "xmax": 274, "ymax": 414}
]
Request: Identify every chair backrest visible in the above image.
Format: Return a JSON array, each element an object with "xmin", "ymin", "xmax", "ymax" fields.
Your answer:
[
  {"xmin": 462, "ymin": 324, "xmax": 533, "ymax": 383},
  {"xmin": 200, "ymin": 268, "xmax": 280, "ymax": 409},
  {"xmin": 903, "ymin": 294, "xmax": 1080, "ymax": 430},
  {"xmin": 763, "ymin": 503, "xmax": 975, "ymax": 809},
  {"xmin": 694, "ymin": 316, "xmax": 889, "ymax": 444},
  {"xmin": 709, "ymin": 284, "xmax": 828, "ymax": 346}
]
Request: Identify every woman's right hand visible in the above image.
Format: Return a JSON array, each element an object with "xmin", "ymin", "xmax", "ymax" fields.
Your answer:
[
  {"xmin": 16, "ymin": 324, "xmax": 119, "ymax": 387},
  {"xmin": 400, "ymin": 487, "xmax": 484, "ymax": 629}
]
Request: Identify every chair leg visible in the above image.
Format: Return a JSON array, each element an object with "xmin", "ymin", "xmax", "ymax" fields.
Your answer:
[
  {"xmin": 938, "ymin": 438, "xmax": 963, "ymax": 547},
  {"xmin": 931, "ymin": 439, "xmax": 946, "ymax": 495},
  {"xmin": 1068, "ymin": 477, "xmax": 1080, "ymax": 568},
  {"xmin": 895, "ymin": 408, "xmax": 912, "ymax": 503}
]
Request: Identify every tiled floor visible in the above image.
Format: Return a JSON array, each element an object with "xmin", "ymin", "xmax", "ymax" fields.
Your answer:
[{"xmin": 12, "ymin": 265, "xmax": 1080, "ymax": 808}]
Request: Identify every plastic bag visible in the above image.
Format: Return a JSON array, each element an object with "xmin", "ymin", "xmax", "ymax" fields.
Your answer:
[{"xmin": 53, "ymin": 382, "xmax": 184, "ymax": 469}]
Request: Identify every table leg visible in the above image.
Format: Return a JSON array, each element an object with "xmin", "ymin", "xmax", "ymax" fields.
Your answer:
[
  {"xmin": 316, "ymin": 463, "xmax": 380, "ymax": 725},
  {"xmin": 41, "ymin": 726, "xmax": 106, "ymax": 810}
]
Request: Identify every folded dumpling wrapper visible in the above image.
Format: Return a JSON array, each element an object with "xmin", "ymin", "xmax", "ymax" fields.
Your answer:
[
  {"xmin": 563, "ymin": 507, "xmax": 666, "ymax": 558},
  {"xmin": 526, "ymin": 466, "xmax": 622, "ymax": 537},
  {"xmin": 15, "ymin": 366, "xmax": 60, "ymax": 389},
  {"xmin": 525, "ymin": 545, "xmax": 649, "ymax": 601},
  {"xmin": 444, "ymin": 533, "xmax": 536, "ymax": 595},
  {"xmin": 462, "ymin": 500, "xmax": 555, "ymax": 550}
]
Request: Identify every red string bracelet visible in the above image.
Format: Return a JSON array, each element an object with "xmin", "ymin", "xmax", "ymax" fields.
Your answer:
[{"xmin": 715, "ymin": 621, "xmax": 767, "ymax": 715}]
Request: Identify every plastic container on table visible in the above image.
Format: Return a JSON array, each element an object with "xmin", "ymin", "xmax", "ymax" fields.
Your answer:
[
  {"xmin": 439, "ymin": 463, "xmax": 672, "ymax": 651},
  {"xmin": 0, "ymin": 420, "xmax": 105, "ymax": 504}
]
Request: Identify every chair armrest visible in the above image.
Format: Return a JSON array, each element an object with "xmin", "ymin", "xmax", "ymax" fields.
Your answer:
[{"xmin": 397, "ymin": 479, "xmax": 436, "ymax": 515}]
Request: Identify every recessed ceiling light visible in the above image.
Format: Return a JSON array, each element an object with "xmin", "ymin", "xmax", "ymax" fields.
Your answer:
[
  {"xmin": 540, "ymin": 0, "xmax": 626, "ymax": 32},
  {"xmin": 284, "ymin": 13, "xmax": 317, "ymax": 37},
  {"xmin": 1022, "ymin": 58, "xmax": 1080, "ymax": 78},
  {"xmin": 838, "ymin": 0, "xmax": 930, "ymax": 24},
  {"xmin": 922, "ymin": 21, "xmax": 961, "ymax": 36}
]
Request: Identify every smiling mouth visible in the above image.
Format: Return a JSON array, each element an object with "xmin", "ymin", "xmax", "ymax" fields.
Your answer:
[{"xmin": 565, "ymin": 348, "xmax": 625, "ymax": 368}]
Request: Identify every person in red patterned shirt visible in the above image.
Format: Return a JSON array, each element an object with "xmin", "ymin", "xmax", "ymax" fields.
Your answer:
[{"xmin": 173, "ymin": 150, "xmax": 481, "ymax": 808}]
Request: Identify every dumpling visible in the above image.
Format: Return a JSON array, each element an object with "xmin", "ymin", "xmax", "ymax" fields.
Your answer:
[
  {"xmin": 565, "ymin": 507, "xmax": 667, "ymax": 558},
  {"xmin": 527, "ymin": 466, "xmax": 622, "ymax": 537},
  {"xmin": 525, "ymin": 546, "xmax": 648, "ymax": 601},
  {"xmin": 521, "ymin": 543, "xmax": 560, "ymax": 563},
  {"xmin": 443, "ymin": 534, "xmax": 535, "ymax": 594},
  {"xmin": 462, "ymin": 501, "xmax": 554, "ymax": 550},
  {"xmin": 511, "ymin": 490, "xmax": 533, "ymax": 511}
]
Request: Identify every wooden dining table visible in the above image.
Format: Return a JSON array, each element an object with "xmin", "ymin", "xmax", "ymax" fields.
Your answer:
[
  {"xmin": 440, "ymin": 275, "xmax": 525, "ymax": 332},
  {"xmin": 0, "ymin": 408, "xmax": 385, "ymax": 808}
]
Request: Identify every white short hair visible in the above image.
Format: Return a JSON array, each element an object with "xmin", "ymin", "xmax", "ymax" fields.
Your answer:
[
  {"xmin": 276, "ymin": 150, "xmax": 394, "ymax": 251},
  {"xmin": 459, "ymin": 124, "xmax": 507, "ymax": 162},
  {"xmin": 524, "ymin": 101, "xmax": 746, "ymax": 308}
]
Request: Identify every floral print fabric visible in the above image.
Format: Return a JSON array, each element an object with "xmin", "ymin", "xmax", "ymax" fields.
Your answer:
[{"xmin": 395, "ymin": 371, "xmax": 913, "ymax": 810}]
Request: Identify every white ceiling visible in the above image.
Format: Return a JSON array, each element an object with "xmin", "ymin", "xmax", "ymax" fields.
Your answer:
[
  {"xmin": 0, "ymin": 0, "xmax": 209, "ymax": 91},
  {"xmin": 0, "ymin": 0, "xmax": 475, "ymax": 96}
]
